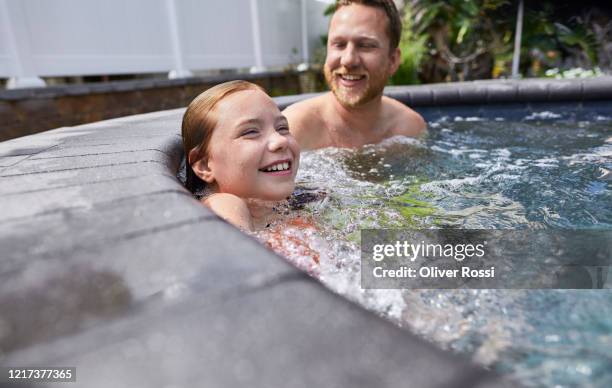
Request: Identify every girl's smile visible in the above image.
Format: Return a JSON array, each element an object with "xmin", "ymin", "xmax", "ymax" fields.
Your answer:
[{"xmin": 259, "ymin": 159, "xmax": 293, "ymax": 175}]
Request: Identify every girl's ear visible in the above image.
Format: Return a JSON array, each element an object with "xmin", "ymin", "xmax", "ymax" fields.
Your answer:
[{"xmin": 189, "ymin": 149, "xmax": 215, "ymax": 183}]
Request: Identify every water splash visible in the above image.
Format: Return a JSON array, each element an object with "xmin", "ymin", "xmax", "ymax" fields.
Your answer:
[{"xmin": 255, "ymin": 116, "xmax": 612, "ymax": 388}]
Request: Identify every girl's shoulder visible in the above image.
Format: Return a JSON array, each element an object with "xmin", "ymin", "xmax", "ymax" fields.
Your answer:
[{"xmin": 202, "ymin": 193, "xmax": 253, "ymax": 231}]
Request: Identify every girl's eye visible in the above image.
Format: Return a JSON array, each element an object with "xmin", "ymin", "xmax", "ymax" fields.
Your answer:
[
  {"xmin": 241, "ymin": 128, "xmax": 259, "ymax": 137},
  {"xmin": 277, "ymin": 126, "xmax": 290, "ymax": 134}
]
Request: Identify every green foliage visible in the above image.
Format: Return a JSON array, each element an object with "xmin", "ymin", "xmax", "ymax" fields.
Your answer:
[
  {"xmin": 555, "ymin": 22, "xmax": 599, "ymax": 65},
  {"xmin": 391, "ymin": 1, "xmax": 608, "ymax": 84},
  {"xmin": 390, "ymin": 7, "xmax": 428, "ymax": 85},
  {"xmin": 320, "ymin": 0, "xmax": 608, "ymax": 83},
  {"xmin": 392, "ymin": 34, "xmax": 428, "ymax": 85},
  {"xmin": 323, "ymin": 3, "xmax": 336, "ymax": 16},
  {"xmin": 401, "ymin": 0, "xmax": 514, "ymax": 82}
]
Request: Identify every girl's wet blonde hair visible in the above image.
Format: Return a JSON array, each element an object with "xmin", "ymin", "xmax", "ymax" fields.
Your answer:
[{"xmin": 181, "ymin": 80, "xmax": 264, "ymax": 192}]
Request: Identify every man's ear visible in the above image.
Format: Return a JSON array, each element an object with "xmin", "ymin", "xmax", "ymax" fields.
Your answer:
[
  {"xmin": 389, "ymin": 47, "xmax": 401, "ymax": 75},
  {"xmin": 189, "ymin": 149, "xmax": 215, "ymax": 183}
]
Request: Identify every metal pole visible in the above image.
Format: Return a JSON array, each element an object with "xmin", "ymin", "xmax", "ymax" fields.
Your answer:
[
  {"xmin": 511, "ymin": 0, "xmax": 524, "ymax": 79},
  {"xmin": 2, "ymin": 0, "xmax": 46, "ymax": 88},
  {"xmin": 249, "ymin": 0, "xmax": 265, "ymax": 73},
  {"xmin": 299, "ymin": 0, "xmax": 309, "ymax": 68},
  {"xmin": 165, "ymin": 0, "xmax": 193, "ymax": 79}
]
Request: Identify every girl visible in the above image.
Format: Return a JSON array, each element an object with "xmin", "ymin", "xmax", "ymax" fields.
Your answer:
[{"xmin": 182, "ymin": 81, "xmax": 300, "ymax": 231}]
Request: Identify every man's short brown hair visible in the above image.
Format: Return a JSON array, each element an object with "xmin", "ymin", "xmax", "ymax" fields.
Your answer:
[{"xmin": 334, "ymin": 0, "xmax": 402, "ymax": 51}]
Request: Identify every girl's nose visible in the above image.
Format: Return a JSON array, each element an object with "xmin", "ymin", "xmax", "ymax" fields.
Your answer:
[{"xmin": 268, "ymin": 130, "xmax": 289, "ymax": 152}]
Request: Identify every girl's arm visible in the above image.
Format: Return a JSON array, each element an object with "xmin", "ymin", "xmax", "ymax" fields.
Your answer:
[{"xmin": 203, "ymin": 193, "xmax": 253, "ymax": 231}]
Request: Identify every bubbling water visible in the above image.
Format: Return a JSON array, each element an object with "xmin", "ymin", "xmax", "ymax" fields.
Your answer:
[{"xmin": 254, "ymin": 114, "xmax": 612, "ymax": 388}]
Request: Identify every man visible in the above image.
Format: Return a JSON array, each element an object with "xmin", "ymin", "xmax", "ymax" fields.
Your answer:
[{"xmin": 283, "ymin": 0, "xmax": 426, "ymax": 150}]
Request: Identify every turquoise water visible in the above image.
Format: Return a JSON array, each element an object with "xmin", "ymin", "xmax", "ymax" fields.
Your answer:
[{"xmin": 259, "ymin": 112, "xmax": 612, "ymax": 387}]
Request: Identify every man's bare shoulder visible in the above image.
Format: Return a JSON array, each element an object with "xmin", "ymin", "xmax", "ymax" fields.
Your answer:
[
  {"xmin": 283, "ymin": 94, "xmax": 330, "ymax": 149},
  {"xmin": 283, "ymin": 94, "xmax": 328, "ymax": 126},
  {"xmin": 383, "ymin": 96, "xmax": 427, "ymax": 137}
]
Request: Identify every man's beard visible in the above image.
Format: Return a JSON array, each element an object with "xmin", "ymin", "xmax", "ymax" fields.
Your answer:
[{"xmin": 324, "ymin": 66, "xmax": 388, "ymax": 109}]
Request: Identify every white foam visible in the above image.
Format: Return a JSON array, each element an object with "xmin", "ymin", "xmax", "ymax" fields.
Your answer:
[
  {"xmin": 493, "ymin": 148, "xmax": 512, "ymax": 158},
  {"xmin": 525, "ymin": 111, "xmax": 562, "ymax": 120},
  {"xmin": 421, "ymin": 176, "xmax": 481, "ymax": 193},
  {"xmin": 533, "ymin": 158, "xmax": 559, "ymax": 168}
]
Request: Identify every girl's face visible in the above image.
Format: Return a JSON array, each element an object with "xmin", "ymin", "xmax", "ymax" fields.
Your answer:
[{"xmin": 199, "ymin": 89, "xmax": 300, "ymax": 201}]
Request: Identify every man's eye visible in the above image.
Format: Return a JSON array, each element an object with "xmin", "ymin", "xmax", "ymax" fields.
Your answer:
[{"xmin": 331, "ymin": 41, "xmax": 346, "ymax": 49}]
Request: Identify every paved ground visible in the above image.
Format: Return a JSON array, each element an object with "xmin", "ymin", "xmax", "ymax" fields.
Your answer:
[{"xmin": 0, "ymin": 100, "xmax": 517, "ymax": 387}]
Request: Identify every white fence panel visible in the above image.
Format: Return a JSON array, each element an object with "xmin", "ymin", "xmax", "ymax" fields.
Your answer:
[
  {"xmin": 259, "ymin": 0, "xmax": 302, "ymax": 67},
  {"xmin": 177, "ymin": 0, "xmax": 256, "ymax": 70},
  {"xmin": 0, "ymin": 0, "xmax": 331, "ymax": 81},
  {"xmin": 7, "ymin": 0, "xmax": 175, "ymax": 76},
  {"xmin": 0, "ymin": 0, "xmax": 17, "ymax": 76}
]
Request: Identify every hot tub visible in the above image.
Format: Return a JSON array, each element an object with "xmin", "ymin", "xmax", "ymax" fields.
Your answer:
[{"xmin": 2, "ymin": 76, "xmax": 611, "ymax": 387}]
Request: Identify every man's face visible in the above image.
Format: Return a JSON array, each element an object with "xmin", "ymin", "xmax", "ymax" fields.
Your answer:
[{"xmin": 324, "ymin": 3, "xmax": 400, "ymax": 109}]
